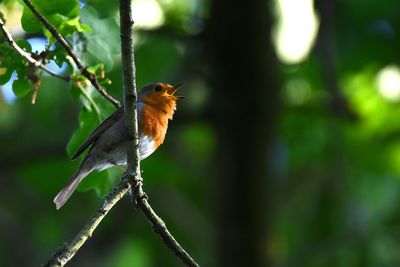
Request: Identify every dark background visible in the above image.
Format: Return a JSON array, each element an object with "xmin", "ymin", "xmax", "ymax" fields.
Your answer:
[{"xmin": 1, "ymin": 0, "xmax": 400, "ymax": 266}]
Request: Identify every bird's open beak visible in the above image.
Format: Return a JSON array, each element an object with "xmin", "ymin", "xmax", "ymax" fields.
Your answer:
[{"xmin": 171, "ymin": 83, "xmax": 185, "ymax": 99}]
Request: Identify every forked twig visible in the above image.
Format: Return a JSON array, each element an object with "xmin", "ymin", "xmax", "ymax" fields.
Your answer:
[
  {"xmin": 0, "ymin": 17, "xmax": 70, "ymax": 81},
  {"xmin": 22, "ymin": 0, "xmax": 121, "ymax": 108}
]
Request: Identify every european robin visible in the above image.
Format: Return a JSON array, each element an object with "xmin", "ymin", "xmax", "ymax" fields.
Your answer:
[{"xmin": 54, "ymin": 82, "xmax": 183, "ymax": 209}]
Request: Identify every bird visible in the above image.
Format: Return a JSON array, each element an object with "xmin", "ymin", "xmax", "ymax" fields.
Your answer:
[{"xmin": 54, "ymin": 82, "xmax": 183, "ymax": 209}]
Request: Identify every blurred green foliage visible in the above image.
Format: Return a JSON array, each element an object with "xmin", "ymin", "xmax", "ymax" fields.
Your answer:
[
  {"xmin": 21, "ymin": 0, "xmax": 88, "ymax": 38},
  {"xmin": 1, "ymin": 0, "xmax": 400, "ymax": 266},
  {"xmin": 79, "ymin": 6, "xmax": 120, "ymax": 71}
]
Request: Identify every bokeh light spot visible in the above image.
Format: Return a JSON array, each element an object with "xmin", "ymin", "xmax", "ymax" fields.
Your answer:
[
  {"xmin": 376, "ymin": 65, "xmax": 400, "ymax": 102},
  {"xmin": 273, "ymin": 0, "xmax": 319, "ymax": 64},
  {"xmin": 284, "ymin": 78, "xmax": 312, "ymax": 105},
  {"xmin": 132, "ymin": 0, "xmax": 165, "ymax": 30}
]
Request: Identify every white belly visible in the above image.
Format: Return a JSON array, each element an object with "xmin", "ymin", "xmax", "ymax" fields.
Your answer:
[
  {"xmin": 96, "ymin": 135, "xmax": 155, "ymax": 171},
  {"xmin": 139, "ymin": 135, "xmax": 156, "ymax": 160}
]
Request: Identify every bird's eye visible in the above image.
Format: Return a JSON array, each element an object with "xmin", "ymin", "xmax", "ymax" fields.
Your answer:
[{"xmin": 154, "ymin": 85, "xmax": 162, "ymax": 92}]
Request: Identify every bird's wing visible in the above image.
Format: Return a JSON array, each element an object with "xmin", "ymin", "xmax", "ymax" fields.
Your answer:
[{"xmin": 72, "ymin": 107, "xmax": 124, "ymax": 160}]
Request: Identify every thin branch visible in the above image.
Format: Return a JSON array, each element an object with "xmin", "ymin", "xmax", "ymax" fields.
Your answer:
[
  {"xmin": 22, "ymin": 0, "xmax": 121, "ymax": 108},
  {"xmin": 44, "ymin": 178, "xmax": 131, "ymax": 267},
  {"xmin": 119, "ymin": 1, "xmax": 199, "ymax": 266},
  {"xmin": 0, "ymin": 17, "xmax": 70, "ymax": 81},
  {"xmin": 43, "ymin": 1, "xmax": 198, "ymax": 266},
  {"xmin": 136, "ymin": 185, "xmax": 200, "ymax": 267}
]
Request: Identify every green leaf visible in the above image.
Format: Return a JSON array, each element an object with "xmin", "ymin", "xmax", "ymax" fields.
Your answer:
[
  {"xmin": 0, "ymin": 68, "xmax": 13, "ymax": 85},
  {"xmin": 70, "ymin": 81, "xmax": 81, "ymax": 100},
  {"xmin": 15, "ymin": 39, "xmax": 32, "ymax": 52},
  {"xmin": 49, "ymin": 15, "xmax": 89, "ymax": 36},
  {"xmin": 49, "ymin": 43, "xmax": 68, "ymax": 68},
  {"xmin": 79, "ymin": 6, "xmax": 120, "ymax": 71},
  {"xmin": 71, "ymin": 76, "xmax": 115, "ymax": 120},
  {"xmin": 0, "ymin": 44, "xmax": 28, "ymax": 84},
  {"xmin": 70, "ymin": 82, "xmax": 113, "ymax": 121},
  {"xmin": 72, "ymin": 83, "xmax": 92, "ymax": 111},
  {"xmin": 95, "ymin": 96, "xmax": 115, "ymax": 119},
  {"xmin": 12, "ymin": 77, "xmax": 32, "ymax": 97},
  {"xmin": 87, "ymin": 63, "xmax": 104, "ymax": 74},
  {"xmin": 84, "ymin": 0, "xmax": 119, "ymax": 17},
  {"xmin": 66, "ymin": 108, "xmax": 98, "ymax": 158},
  {"xmin": 21, "ymin": 0, "xmax": 85, "ymax": 37}
]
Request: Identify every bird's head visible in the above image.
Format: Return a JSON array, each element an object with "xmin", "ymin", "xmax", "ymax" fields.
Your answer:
[{"xmin": 138, "ymin": 83, "xmax": 183, "ymax": 116}]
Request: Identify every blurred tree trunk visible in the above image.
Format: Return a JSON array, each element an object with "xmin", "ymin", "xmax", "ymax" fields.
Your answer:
[
  {"xmin": 206, "ymin": 0, "xmax": 280, "ymax": 266},
  {"xmin": 315, "ymin": 0, "xmax": 356, "ymax": 120}
]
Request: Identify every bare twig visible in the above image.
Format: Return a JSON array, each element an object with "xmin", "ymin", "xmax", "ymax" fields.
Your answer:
[
  {"xmin": 43, "ymin": 178, "xmax": 131, "ymax": 267},
  {"xmin": 22, "ymin": 0, "xmax": 121, "ymax": 108},
  {"xmin": 0, "ymin": 17, "xmax": 70, "ymax": 81},
  {"xmin": 135, "ymin": 184, "xmax": 200, "ymax": 267},
  {"xmin": 119, "ymin": 0, "xmax": 199, "ymax": 266}
]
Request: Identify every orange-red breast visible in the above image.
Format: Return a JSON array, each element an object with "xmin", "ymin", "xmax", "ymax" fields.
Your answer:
[{"xmin": 54, "ymin": 82, "xmax": 183, "ymax": 209}]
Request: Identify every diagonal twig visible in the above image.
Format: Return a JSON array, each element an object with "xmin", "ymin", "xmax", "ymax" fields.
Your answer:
[
  {"xmin": 134, "ymin": 181, "xmax": 200, "ymax": 267},
  {"xmin": 22, "ymin": 0, "xmax": 121, "ymax": 108},
  {"xmin": 43, "ymin": 177, "xmax": 199, "ymax": 266},
  {"xmin": 119, "ymin": 0, "xmax": 199, "ymax": 266},
  {"xmin": 0, "ymin": 17, "xmax": 70, "ymax": 81},
  {"xmin": 43, "ymin": 178, "xmax": 131, "ymax": 267}
]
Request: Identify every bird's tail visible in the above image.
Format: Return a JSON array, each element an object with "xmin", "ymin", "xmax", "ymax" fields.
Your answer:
[{"xmin": 53, "ymin": 158, "xmax": 94, "ymax": 210}]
